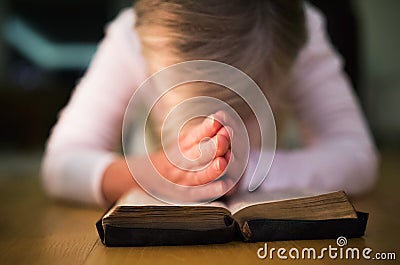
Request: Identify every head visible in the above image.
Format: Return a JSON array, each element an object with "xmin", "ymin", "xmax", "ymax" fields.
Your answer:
[
  {"xmin": 134, "ymin": 0, "xmax": 307, "ymax": 146},
  {"xmin": 134, "ymin": 0, "xmax": 306, "ymax": 89}
]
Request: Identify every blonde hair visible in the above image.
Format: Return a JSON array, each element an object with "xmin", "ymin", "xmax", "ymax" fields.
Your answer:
[
  {"xmin": 134, "ymin": 0, "xmax": 307, "ymax": 146},
  {"xmin": 135, "ymin": 0, "xmax": 306, "ymax": 85}
]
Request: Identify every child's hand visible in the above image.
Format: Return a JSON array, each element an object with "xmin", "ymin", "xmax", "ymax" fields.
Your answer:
[
  {"xmin": 151, "ymin": 112, "xmax": 231, "ymax": 187},
  {"xmin": 102, "ymin": 111, "xmax": 237, "ymax": 204}
]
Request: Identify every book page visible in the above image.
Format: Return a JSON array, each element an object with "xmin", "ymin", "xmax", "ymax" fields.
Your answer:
[
  {"xmin": 226, "ymin": 189, "xmax": 323, "ymax": 215},
  {"xmin": 117, "ymin": 189, "xmax": 169, "ymax": 206},
  {"xmin": 103, "ymin": 188, "xmax": 232, "ymax": 230},
  {"xmin": 103, "ymin": 189, "xmax": 164, "ymax": 219},
  {"xmin": 227, "ymin": 190, "xmax": 357, "ymax": 226},
  {"xmin": 116, "ymin": 188, "xmax": 228, "ymax": 208}
]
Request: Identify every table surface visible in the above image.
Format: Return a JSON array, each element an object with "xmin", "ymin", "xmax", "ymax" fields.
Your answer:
[{"xmin": 0, "ymin": 152, "xmax": 399, "ymax": 265}]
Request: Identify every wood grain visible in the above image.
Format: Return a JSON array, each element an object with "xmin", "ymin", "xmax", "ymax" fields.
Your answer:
[{"xmin": 0, "ymin": 151, "xmax": 399, "ymax": 265}]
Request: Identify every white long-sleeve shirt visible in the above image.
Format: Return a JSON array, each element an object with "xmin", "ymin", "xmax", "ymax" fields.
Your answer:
[{"xmin": 41, "ymin": 5, "xmax": 378, "ymax": 206}]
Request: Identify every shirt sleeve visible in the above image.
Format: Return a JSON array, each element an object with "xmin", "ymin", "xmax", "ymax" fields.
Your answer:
[
  {"xmin": 41, "ymin": 8, "xmax": 147, "ymax": 206},
  {"xmin": 243, "ymin": 5, "xmax": 379, "ymax": 195}
]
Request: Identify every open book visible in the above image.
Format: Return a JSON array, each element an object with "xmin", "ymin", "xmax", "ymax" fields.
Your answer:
[{"xmin": 96, "ymin": 189, "xmax": 368, "ymax": 246}]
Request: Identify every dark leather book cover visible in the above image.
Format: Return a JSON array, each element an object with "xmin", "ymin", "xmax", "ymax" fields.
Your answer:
[
  {"xmin": 96, "ymin": 218, "xmax": 236, "ymax": 247},
  {"xmin": 243, "ymin": 212, "xmax": 368, "ymax": 242},
  {"xmin": 96, "ymin": 212, "xmax": 368, "ymax": 246}
]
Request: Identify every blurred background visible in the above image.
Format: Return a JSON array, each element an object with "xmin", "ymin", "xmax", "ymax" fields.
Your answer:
[{"xmin": 0, "ymin": 0, "xmax": 399, "ymax": 178}]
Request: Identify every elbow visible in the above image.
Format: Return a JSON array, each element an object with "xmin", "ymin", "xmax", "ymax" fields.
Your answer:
[
  {"xmin": 40, "ymin": 147, "xmax": 70, "ymax": 201},
  {"xmin": 342, "ymin": 145, "xmax": 380, "ymax": 196},
  {"xmin": 310, "ymin": 142, "xmax": 380, "ymax": 196},
  {"xmin": 40, "ymin": 151, "xmax": 60, "ymax": 200}
]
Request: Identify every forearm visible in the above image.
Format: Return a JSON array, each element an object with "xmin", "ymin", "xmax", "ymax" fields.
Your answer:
[
  {"xmin": 41, "ymin": 149, "xmax": 116, "ymax": 205},
  {"xmin": 41, "ymin": 9, "xmax": 147, "ymax": 206},
  {"xmin": 243, "ymin": 4, "xmax": 378, "ymax": 196},
  {"xmin": 101, "ymin": 156, "xmax": 140, "ymax": 204},
  {"xmin": 240, "ymin": 141, "xmax": 378, "ymax": 196}
]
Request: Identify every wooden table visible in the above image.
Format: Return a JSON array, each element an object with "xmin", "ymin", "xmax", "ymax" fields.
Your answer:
[{"xmin": 0, "ymin": 152, "xmax": 399, "ymax": 265}]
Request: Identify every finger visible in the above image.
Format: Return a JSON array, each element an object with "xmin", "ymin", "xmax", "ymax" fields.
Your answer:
[
  {"xmin": 211, "ymin": 133, "xmax": 230, "ymax": 157},
  {"xmin": 192, "ymin": 114, "xmax": 223, "ymax": 143},
  {"xmin": 193, "ymin": 157, "xmax": 228, "ymax": 185},
  {"xmin": 167, "ymin": 156, "xmax": 227, "ymax": 186},
  {"xmin": 213, "ymin": 110, "xmax": 236, "ymax": 127},
  {"xmin": 188, "ymin": 180, "xmax": 227, "ymax": 202},
  {"xmin": 217, "ymin": 126, "xmax": 232, "ymax": 141},
  {"xmin": 224, "ymin": 149, "xmax": 232, "ymax": 162},
  {"xmin": 213, "ymin": 111, "xmax": 241, "ymax": 138}
]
